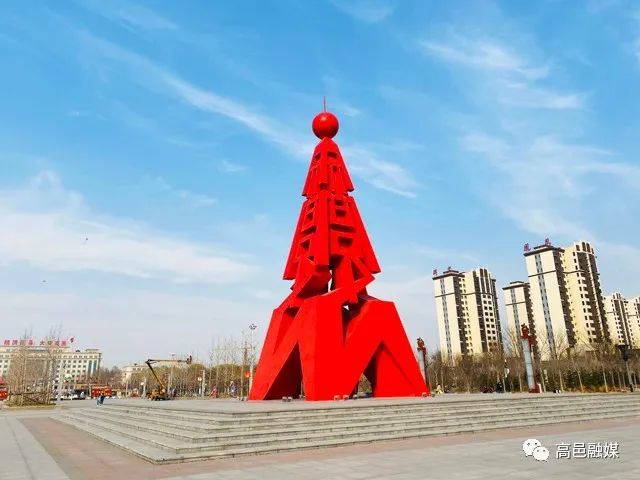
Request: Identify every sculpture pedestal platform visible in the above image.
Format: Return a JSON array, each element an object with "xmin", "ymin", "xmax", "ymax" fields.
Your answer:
[{"xmin": 55, "ymin": 393, "xmax": 640, "ymax": 463}]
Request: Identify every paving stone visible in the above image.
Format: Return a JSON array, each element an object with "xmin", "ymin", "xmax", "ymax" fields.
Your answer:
[
  {"xmin": 153, "ymin": 421, "xmax": 639, "ymax": 479},
  {"xmin": 0, "ymin": 417, "xmax": 69, "ymax": 480}
]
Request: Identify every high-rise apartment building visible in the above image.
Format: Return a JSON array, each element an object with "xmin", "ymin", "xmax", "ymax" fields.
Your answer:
[
  {"xmin": 502, "ymin": 281, "xmax": 535, "ymax": 342},
  {"xmin": 524, "ymin": 242, "xmax": 572, "ymax": 358},
  {"xmin": 433, "ymin": 268, "xmax": 467, "ymax": 362},
  {"xmin": 524, "ymin": 240, "xmax": 609, "ymax": 359},
  {"xmin": 562, "ymin": 242, "xmax": 608, "ymax": 345},
  {"xmin": 603, "ymin": 293, "xmax": 631, "ymax": 346},
  {"xmin": 466, "ymin": 268, "xmax": 503, "ymax": 354},
  {"xmin": 433, "ymin": 267, "xmax": 502, "ymax": 363},
  {"xmin": 625, "ymin": 297, "xmax": 640, "ymax": 348}
]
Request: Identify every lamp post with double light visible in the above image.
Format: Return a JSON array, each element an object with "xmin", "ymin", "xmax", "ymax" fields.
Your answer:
[
  {"xmin": 248, "ymin": 324, "xmax": 257, "ymax": 394},
  {"xmin": 617, "ymin": 344, "xmax": 635, "ymax": 392},
  {"xmin": 416, "ymin": 337, "xmax": 428, "ymax": 383}
]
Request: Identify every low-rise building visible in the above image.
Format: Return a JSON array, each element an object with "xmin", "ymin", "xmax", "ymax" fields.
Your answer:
[
  {"xmin": 121, "ymin": 364, "xmax": 146, "ymax": 384},
  {"xmin": 0, "ymin": 338, "xmax": 101, "ymax": 393}
]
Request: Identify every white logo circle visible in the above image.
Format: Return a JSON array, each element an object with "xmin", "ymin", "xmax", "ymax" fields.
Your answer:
[
  {"xmin": 532, "ymin": 446, "xmax": 550, "ymax": 462},
  {"xmin": 522, "ymin": 438, "xmax": 542, "ymax": 456}
]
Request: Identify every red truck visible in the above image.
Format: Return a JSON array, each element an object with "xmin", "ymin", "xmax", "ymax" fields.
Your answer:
[
  {"xmin": 0, "ymin": 381, "xmax": 8, "ymax": 401},
  {"xmin": 90, "ymin": 386, "xmax": 113, "ymax": 399}
]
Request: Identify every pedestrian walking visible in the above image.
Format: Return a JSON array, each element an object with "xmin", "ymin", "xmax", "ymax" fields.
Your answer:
[{"xmin": 99, "ymin": 394, "xmax": 105, "ymax": 405}]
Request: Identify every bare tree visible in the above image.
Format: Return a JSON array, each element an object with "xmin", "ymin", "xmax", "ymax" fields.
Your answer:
[
  {"xmin": 455, "ymin": 354, "xmax": 477, "ymax": 393},
  {"xmin": 5, "ymin": 329, "xmax": 59, "ymax": 406},
  {"xmin": 505, "ymin": 327, "xmax": 525, "ymax": 392}
]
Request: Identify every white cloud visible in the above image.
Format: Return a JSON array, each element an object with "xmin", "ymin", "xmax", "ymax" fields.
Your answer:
[
  {"xmin": 77, "ymin": 31, "xmax": 419, "ymax": 198},
  {"xmin": 218, "ymin": 159, "xmax": 247, "ymax": 173},
  {"xmin": 422, "ymin": 40, "xmax": 549, "ymax": 80},
  {"xmin": 329, "ymin": 0, "xmax": 396, "ymax": 23},
  {"xmin": 0, "ymin": 290, "xmax": 273, "ymax": 366},
  {"xmin": 461, "ymin": 131, "xmax": 640, "ymax": 239},
  {"xmin": 344, "ymin": 145, "xmax": 419, "ymax": 198},
  {"xmin": 77, "ymin": 0, "xmax": 178, "ymax": 32},
  {"xmin": 0, "ymin": 171, "xmax": 255, "ymax": 283},
  {"xmin": 586, "ymin": 0, "xmax": 622, "ymax": 14},
  {"xmin": 496, "ymin": 81, "xmax": 585, "ymax": 109},
  {"xmin": 163, "ymin": 137, "xmax": 219, "ymax": 150},
  {"xmin": 110, "ymin": 6, "xmax": 178, "ymax": 31},
  {"xmin": 370, "ymin": 269, "xmax": 439, "ymax": 352},
  {"xmin": 428, "ymin": 19, "xmax": 640, "ymax": 299},
  {"xmin": 153, "ymin": 176, "xmax": 217, "ymax": 207},
  {"xmin": 597, "ymin": 241, "xmax": 640, "ymax": 297},
  {"xmin": 67, "ymin": 109, "xmax": 106, "ymax": 120},
  {"xmin": 335, "ymin": 101, "xmax": 362, "ymax": 117},
  {"xmin": 75, "ymin": 31, "xmax": 312, "ymax": 156},
  {"xmin": 414, "ymin": 245, "xmax": 480, "ymax": 267},
  {"xmin": 422, "ymin": 37, "xmax": 583, "ymax": 110},
  {"xmin": 159, "ymin": 73, "xmax": 313, "ymax": 158}
]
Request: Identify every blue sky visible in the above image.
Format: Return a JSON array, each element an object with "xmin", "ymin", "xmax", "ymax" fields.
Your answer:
[{"xmin": 1, "ymin": 0, "xmax": 639, "ymax": 366}]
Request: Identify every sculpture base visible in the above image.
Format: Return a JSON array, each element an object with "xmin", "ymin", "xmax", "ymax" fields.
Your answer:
[{"xmin": 250, "ymin": 292, "xmax": 428, "ymax": 401}]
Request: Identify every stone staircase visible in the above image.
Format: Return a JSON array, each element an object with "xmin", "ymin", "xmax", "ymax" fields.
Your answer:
[{"xmin": 55, "ymin": 394, "xmax": 640, "ymax": 463}]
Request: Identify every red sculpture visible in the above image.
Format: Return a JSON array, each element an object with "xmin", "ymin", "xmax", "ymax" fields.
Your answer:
[{"xmin": 249, "ymin": 110, "xmax": 428, "ymax": 401}]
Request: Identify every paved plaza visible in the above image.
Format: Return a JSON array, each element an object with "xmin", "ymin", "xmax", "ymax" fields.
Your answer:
[{"xmin": 1, "ymin": 398, "xmax": 638, "ymax": 480}]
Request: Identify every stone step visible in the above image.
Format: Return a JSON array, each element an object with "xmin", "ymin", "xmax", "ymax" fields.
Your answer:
[
  {"xmin": 93, "ymin": 397, "xmax": 640, "ymax": 428},
  {"xmin": 64, "ymin": 400, "xmax": 640, "ymax": 440},
  {"xmin": 60, "ymin": 404, "xmax": 640, "ymax": 453},
  {"xmin": 56, "ymin": 416, "xmax": 180, "ymax": 463},
  {"xmin": 103, "ymin": 393, "xmax": 634, "ymax": 418},
  {"xmin": 57, "ymin": 408, "xmax": 640, "ymax": 464},
  {"xmin": 96, "ymin": 395, "xmax": 639, "ymax": 425},
  {"xmin": 64, "ymin": 403, "xmax": 640, "ymax": 448}
]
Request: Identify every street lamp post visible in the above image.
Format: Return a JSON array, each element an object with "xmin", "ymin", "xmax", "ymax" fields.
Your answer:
[
  {"xmin": 503, "ymin": 359, "xmax": 509, "ymax": 394},
  {"xmin": 249, "ymin": 324, "xmax": 257, "ymax": 394},
  {"xmin": 240, "ymin": 332, "xmax": 246, "ymax": 399},
  {"xmin": 168, "ymin": 353, "xmax": 175, "ymax": 395},
  {"xmin": 520, "ymin": 325, "xmax": 539, "ymax": 393},
  {"xmin": 416, "ymin": 337, "xmax": 428, "ymax": 383},
  {"xmin": 617, "ymin": 344, "xmax": 635, "ymax": 392},
  {"xmin": 56, "ymin": 362, "xmax": 67, "ymax": 403}
]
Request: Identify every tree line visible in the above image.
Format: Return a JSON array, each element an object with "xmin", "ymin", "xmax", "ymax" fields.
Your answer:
[
  {"xmin": 5, "ymin": 327, "xmax": 636, "ymax": 402},
  {"xmin": 425, "ymin": 328, "xmax": 638, "ymax": 393}
]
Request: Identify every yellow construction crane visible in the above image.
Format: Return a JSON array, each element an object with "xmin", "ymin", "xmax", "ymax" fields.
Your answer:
[{"xmin": 145, "ymin": 355, "xmax": 192, "ymax": 401}]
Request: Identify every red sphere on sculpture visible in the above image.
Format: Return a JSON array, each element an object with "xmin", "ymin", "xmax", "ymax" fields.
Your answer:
[{"xmin": 312, "ymin": 112, "xmax": 339, "ymax": 139}]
